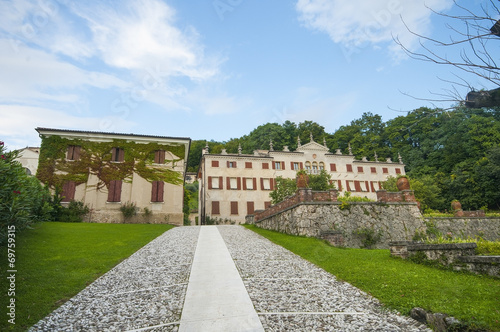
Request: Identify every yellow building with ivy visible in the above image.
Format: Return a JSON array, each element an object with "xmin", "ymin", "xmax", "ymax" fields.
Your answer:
[{"xmin": 36, "ymin": 128, "xmax": 191, "ymax": 225}]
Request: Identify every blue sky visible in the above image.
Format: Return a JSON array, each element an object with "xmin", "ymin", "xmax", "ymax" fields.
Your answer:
[{"xmin": 0, "ymin": 0, "xmax": 494, "ymax": 150}]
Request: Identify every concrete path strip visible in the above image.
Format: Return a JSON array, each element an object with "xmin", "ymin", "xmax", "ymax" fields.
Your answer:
[{"xmin": 179, "ymin": 226, "xmax": 264, "ymax": 332}]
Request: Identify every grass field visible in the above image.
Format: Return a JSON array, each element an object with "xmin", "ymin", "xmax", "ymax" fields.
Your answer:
[
  {"xmin": 245, "ymin": 225, "xmax": 500, "ymax": 331},
  {"xmin": 0, "ymin": 222, "xmax": 172, "ymax": 331}
]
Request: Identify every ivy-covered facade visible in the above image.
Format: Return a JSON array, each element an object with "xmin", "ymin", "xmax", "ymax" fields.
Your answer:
[{"xmin": 36, "ymin": 128, "xmax": 191, "ymax": 225}]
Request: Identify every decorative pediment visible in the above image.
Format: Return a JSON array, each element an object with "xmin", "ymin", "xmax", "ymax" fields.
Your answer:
[{"xmin": 295, "ymin": 141, "xmax": 329, "ymax": 152}]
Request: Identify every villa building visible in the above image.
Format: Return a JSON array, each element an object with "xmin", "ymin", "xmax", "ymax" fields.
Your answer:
[
  {"xmin": 197, "ymin": 136, "xmax": 405, "ymax": 224},
  {"xmin": 36, "ymin": 128, "xmax": 190, "ymax": 225}
]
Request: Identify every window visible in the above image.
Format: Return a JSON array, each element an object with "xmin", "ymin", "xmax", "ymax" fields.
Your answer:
[
  {"xmin": 111, "ymin": 147, "xmax": 124, "ymax": 162},
  {"xmin": 305, "ymin": 161, "xmax": 311, "ymax": 170},
  {"xmin": 244, "ymin": 178, "xmax": 255, "ymax": 190},
  {"xmin": 247, "ymin": 202, "xmax": 255, "ymax": 215},
  {"xmin": 383, "ymin": 167, "xmax": 389, "ymax": 174},
  {"xmin": 292, "ymin": 162, "xmax": 300, "ymax": 170},
  {"xmin": 346, "ymin": 164, "xmax": 353, "ymax": 172},
  {"xmin": 211, "ymin": 160, "xmax": 219, "ymax": 167},
  {"xmin": 261, "ymin": 178, "xmax": 271, "ymax": 190},
  {"xmin": 228, "ymin": 177, "xmax": 239, "ymax": 190},
  {"xmin": 211, "ymin": 201, "xmax": 220, "ymax": 215},
  {"xmin": 357, "ymin": 166, "xmax": 364, "ymax": 173},
  {"xmin": 230, "ymin": 201, "xmax": 239, "ymax": 215},
  {"xmin": 264, "ymin": 201, "xmax": 271, "ymax": 209},
  {"xmin": 319, "ymin": 162, "xmax": 325, "ymax": 170},
  {"xmin": 208, "ymin": 176, "xmax": 222, "ymax": 189},
  {"xmin": 330, "ymin": 163, "xmax": 337, "ymax": 172},
  {"xmin": 395, "ymin": 168, "xmax": 402, "ymax": 174},
  {"xmin": 66, "ymin": 145, "xmax": 81, "ymax": 161},
  {"xmin": 245, "ymin": 162, "xmax": 252, "ymax": 169},
  {"xmin": 154, "ymin": 150, "xmax": 165, "ymax": 164},
  {"xmin": 107, "ymin": 180, "xmax": 122, "ymax": 202},
  {"xmin": 61, "ymin": 181, "xmax": 76, "ymax": 202},
  {"xmin": 273, "ymin": 161, "xmax": 285, "ymax": 170},
  {"xmin": 337, "ymin": 180, "xmax": 343, "ymax": 191},
  {"xmin": 371, "ymin": 167, "xmax": 377, "ymax": 174},
  {"xmin": 151, "ymin": 181, "xmax": 164, "ymax": 202},
  {"xmin": 227, "ymin": 161, "xmax": 237, "ymax": 168},
  {"xmin": 262, "ymin": 163, "xmax": 269, "ymax": 169},
  {"xmin": 312, "ymin": 162, "xmax": 318, "ymax": 170}
]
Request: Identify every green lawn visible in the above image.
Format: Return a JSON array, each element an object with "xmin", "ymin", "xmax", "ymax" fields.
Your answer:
[
  {"xmin": 0, "ymin": 222, "xmax": 172, "ymax": 331},
  {"xmin": 245, "ymin": 225, "xmax": 500, "ymax": 331}
]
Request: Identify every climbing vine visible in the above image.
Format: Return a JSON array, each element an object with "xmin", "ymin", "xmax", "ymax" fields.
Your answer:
[{"xmin": 37, "ymin": 135, "xmax": 186, "ymax": 190}]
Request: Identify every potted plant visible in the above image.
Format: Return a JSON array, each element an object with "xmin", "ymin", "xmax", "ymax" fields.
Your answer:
[
  {"xmin": 296, "ymin": 169, "xmax": 309, "ymax": 188},
  {"xmin": 396, "ymin": 175, "xmax": 410, "ymax": 191}
]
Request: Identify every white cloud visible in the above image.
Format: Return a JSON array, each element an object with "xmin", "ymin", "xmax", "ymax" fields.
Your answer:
[
  {"xmin": 296, "ymin": 0, "xmax": 453, "ymax": 56},
  {"xmin": 0, "ymin": 105, "xmax": 136, "ymax": 149}
]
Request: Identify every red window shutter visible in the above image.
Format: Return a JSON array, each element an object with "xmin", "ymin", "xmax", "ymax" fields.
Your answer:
[
  {"xmin": 208, "ymin": 176, "xmax": 213, "ymax": 190},
  {"xmin": 227, "ymin": 161, "xmax": 230, "ymax": 168},
  {"xmin": 371, "ymin": 167, "xmax": 377, "ymax": 174},
  {"xmin": 290, "ymin": 162, "xmax": 294, "ymax": 170},
  {"xmin": 260, "ymin": 178, "xmax": 264, "ymax": 190},
  {"xmin": 212, "ymin": 160, "xmax": 219, "ymax": 167},
  {"xmin": 219, "ymin": 177, "xmax": 223, "ymax": 188},
  {"xmin": 370, "ymin": 181, "xmax": 376, "ymax": 192},
  {"xmin": 346, "ymin": 181, "xmax": 351, "ymax": 192},
  {"xmin": 281, "ymin": 161, "xmax": 285, "ymax": 170},
  {"xmin": 245, "ymin": 162, "xmax": 252, "ymax": 169},
  {"xmin": 346, "ymin": 164, "xmax": 353, "ymax": 172},
  {"xmin": 231, "ymin": 201, "xmax": 238, "ymax": 215},
  {"xmin": 270, "ymin": 178, "xmax": 275, "ymax": 190},
  {"xmin": 212, "ymin": 201, "xmax": 220, "ymax": 215},
  {"xmin": 247, "ymin": 202, "xmax": 255, "ymax": 215},
  {"xmin": 378, "ymin": 182, "xmax": 382, "ymax": 190},
  {"xmin": 61, "ymin": 181, "xmax": 75, "ymax": 202},
  {"xmin": 151, "ymin": 181, "xmax": 158, "ymax": 202},
  {"xmin": 300, "ymin": 162, "xmax": 303, "ymax": 170},
  {"xmin": 354, "ymin": 181, "xmax": 362, "ymax": 192},
  {"xmin": 262, "ymin": 163, "xmax": 269, "ymax": 169},
  {"xmin": 337, "ymin": 180, "xmax": 342, "ymax": 191},
  {"xmin": 243, "ymin": 178, "xmax": 247, "ymax": 190},
  {"xmin": 396, "ymin": 168, "xmax": 402, "ymax": 174},
  {"xmin": 253, "ymin": 178, "xmax": 257, "ymax": 190},
  {"xmin": 330, "ymin": 163, "xmax": 337, "ymax": 172},
  {"xmin": 383, "ymin": 168, "xmax": 388, "ymax": 174},
  {"xmin": 357, "ymin": 166, "xmax": 363, "ymax": 173},
  {"xmin": 272, "ymin": 162, "xmax": 275, "ymax": 169},
  {"xmin": 227, "ymin": 177, "xmax": 231, "ymax": 190},
  {"xmin": 237, "ymin": 177, "xmax": 241, "ymax": 190},
  {"xmin": 365, "ymin": 181, "xmax": 369, "ymax": 192}
]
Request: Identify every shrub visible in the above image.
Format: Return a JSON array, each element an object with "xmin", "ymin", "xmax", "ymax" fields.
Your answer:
[
  {"xmin": 0, "ymin": 143, "xmax": 52, "ymax": 244},
  {"xmin": 353, "ymin": 227, "xmax": 383, "ymax": 249},
  {"xmin": 120, "ymin": 201, "xmax": 138, "ymax": 220},
  {"xmin": 58, "ymin": 201, "xmax": 90, "ymax": 223}
]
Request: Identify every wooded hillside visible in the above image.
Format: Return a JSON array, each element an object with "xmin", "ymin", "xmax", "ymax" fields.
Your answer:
[{"xmin": 188, "ymin": 107, "xmax": 500, "ymax": 211}]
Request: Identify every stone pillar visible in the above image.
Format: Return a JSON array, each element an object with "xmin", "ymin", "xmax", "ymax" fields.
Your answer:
[
  {"xmin": 329, "ymin": 189, "xmax": 338, "ymax": 202},
  {"xmin": 298, "ymin": 188, "xmax": 313, "ymax": 202},
  {"xmin": 402, "ymin": 190, "xmax": 416, "ymax": 202}
]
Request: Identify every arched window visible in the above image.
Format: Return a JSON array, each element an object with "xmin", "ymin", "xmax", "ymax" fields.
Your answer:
[
  {"xmin": 312, "ymin": 162, "xmax": 318, "ymax": 170},
  {"xmin": 305, "ymin": 161, "xmax": 311, "ymax": 170},
  {"xmin": 319, "ymin": 162, "xmax": 325, "ymax": 170}
]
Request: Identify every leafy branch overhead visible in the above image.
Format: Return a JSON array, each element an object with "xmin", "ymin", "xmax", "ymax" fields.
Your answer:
[{"xmin": 37, "ymin": 135, "xmax": 185, "ymax": 190}]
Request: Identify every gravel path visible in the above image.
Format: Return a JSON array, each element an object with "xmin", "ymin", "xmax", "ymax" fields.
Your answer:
[
  {"xmin": 218, "ymin": 225, "xmax": 430, "ymax": 332},
  {"xmin": 29, "ymin": 225, "xmax": 430, "ymax": 331}
]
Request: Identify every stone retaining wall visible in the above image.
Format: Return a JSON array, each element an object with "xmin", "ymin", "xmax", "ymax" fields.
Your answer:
[{"xmin": 427, "ymin": 217, "xmax": 500, "ymax": 242}]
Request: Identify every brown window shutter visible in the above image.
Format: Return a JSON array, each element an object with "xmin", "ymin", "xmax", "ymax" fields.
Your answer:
[
  {"xmin": 245, "ymin": 162, "xmax": 252, "ymax": 169},
  {"xmin": 272, "ymin": 162, "xmax": 275, "ymax": 169},
  {"xmin": 111, "ymin": 148, "xmax": 116, "ymax": 161},
  {"xmin": 300, "ymin": 162, "xmax": 303, "ymax": 170},
  {"xmin": 157, "ymin": 181, "xmax": 164, "ymax": 202},
  {"xmin": 208, "ymin": 176, "xmax": 213, "ymax": 190},
  {"xmin": 234, "ymin": 162, "xmax": 237, "ymax": 168},
  {"xmin": 118, "ymin": 148, "xmax": 125, "ymax": 162},
  {"xmin": 219, "ymin": 177, "xmax": 223, "ymax": 188},
  {"xmin": 212, "ymin": 201, "xmax": 220, "ymax": 215},
  {"xmin": 243, "ymin": 178, "xmax": 247, "ymax": 190},
  {"xmin": 253, "ymin": 178, "xmax": 257, "ymax": 191},
  {"xmin": 337, "ymin": 180, "xmax": 342, "ymax": 191},
  {"xmin": 290, "ymin": 162, "xmax": 294, "ymax": 170},
  {"xmin": 371, "ymin": 167, "xmax": 376, "ymax": 174},
  {"xmin": 262, "ymin": 163, "xmax": 269, "ymax": 169},
  {"xmin": 357, "ymin": 166, "xmax": 363, "ymax": 173},
  {"xmin": 73, "ymin": 146, "xmax": 81, "ymax": 160},
  {"xmin": 61, "ymin": 181, "xmax": 75, "ymax": 202},
  {"xmin": 365, "ymin": 181, "xmax": 369, "ymax": 192},
  {"xmin": 247, "ymin": 202, "xmax": 255, "ymax": 215},
  {"xmin": 346, "ymin": 164, "xmax": 353, "ymax": 172},
  {"xmin": 226, "ymin": 177, "xmax": 230, "ymax": 190},
  {"xmin": 260, "ymin": 178, "xmax": 264, "ymax": 190},
  {"xmin": 354, "ymin": 181, "xmax": 362, "ymax": 192},
  {"xmin": 212, "ymin": 160, "xmax": 219, "ymax": 167},
  {"xmin": 346, "ymin": 181, "xmax": 351, "ymax": 192},
  {"xmin": 378, "ymin": 181, "xmax": 382, "ymax": 190},
  {"xmin": 237, "ymin": 177, "xmax": 241, "ymax": 190},
  {"xmin": 396, "ymin": 168, "xmax": 401, "ymax": 174},
  {"xmin": 370, "ymin": 181, "xmax": 376, "ymax": 192},
  {"xmin": 281, "ymin": 161, "xmax": 285, "ymax": 170},
  {"xmin": 231, "ymin": 201, "xmax": 238, "ymax": 215},
  {"xmin": 265, "ymin": 201, "xmax": 271, "ymax": 209},
  {"xmin": 154, "ymin": 150, "xmax": 165, "ymax": 164},
  {"xmin": 66, "ymin": 146, "xmax": 74, "ymax": 160},
  {"xmin": 108, "ymin": 181, "xmax": 116, "ymax": 202},
  {"xmin": 270, "ymin": 178, "xmax": 275, "ymax": 190},
  {"xmin": 114, "ymin": 180, "xmax": 122, "ymax": 202},
  {"xmin": 151, "ymin": 181, "xmax": 158, "ymax": 202},
  {"xmin": 383, "ymin": 168, "xmax": 388, "ymax": 174},
  {"xmin": 154, "ymin": 151, "xmax": 159, "ymax": 163},
  {"xmin": 330, "ymin": 163, "xmax": 337, "ymax": 172}
]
